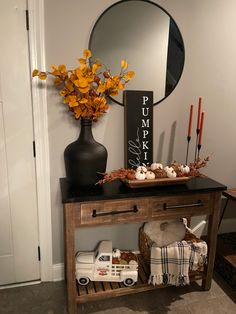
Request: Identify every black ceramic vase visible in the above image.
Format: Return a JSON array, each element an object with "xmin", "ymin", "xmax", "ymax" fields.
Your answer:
[{"xmin": 64, "ymin": 118, "xmax": 107, "ymax": 188}]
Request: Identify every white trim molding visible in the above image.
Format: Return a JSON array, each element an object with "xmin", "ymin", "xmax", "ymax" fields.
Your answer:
[
  {"xmin": 28, "ymin": 0, "xmax": 53, "ymax": 281},
  {"xmin": 0, "ymin": 281, "xmax": 41, "ymax": 290},
  {"xmin": 53, "ymin": 263, "xmax": 65, "ymax": 282}
]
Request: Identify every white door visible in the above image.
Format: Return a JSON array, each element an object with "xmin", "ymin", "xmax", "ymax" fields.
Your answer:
[{"xmin": 0, "ymin": 0, "xmax": 40, "ymax": 285}]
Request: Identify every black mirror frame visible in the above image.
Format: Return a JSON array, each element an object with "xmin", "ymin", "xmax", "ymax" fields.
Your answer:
[{"xmin": 88, "ymin": 0, "xmax": 185, "ymax": 106}]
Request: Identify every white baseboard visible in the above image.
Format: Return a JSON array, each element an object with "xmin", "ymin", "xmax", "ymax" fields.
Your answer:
[
  {"xmin": 0, "ymin": 280, "xmax": 41, "ymax": 290},
  {"xmin": 52, "ymin": 263, "xmax": 64, "ymax": 282}
]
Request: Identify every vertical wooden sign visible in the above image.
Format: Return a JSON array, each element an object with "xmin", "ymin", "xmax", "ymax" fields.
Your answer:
[{"xmin": 124, "ymin": 90, "xmax": 153, "ymax": 168}]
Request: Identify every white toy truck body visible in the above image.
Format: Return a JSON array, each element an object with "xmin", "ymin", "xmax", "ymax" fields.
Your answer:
[{"xmin": 75, "ymin": 241, "xmax": 138, "ymax": 287}]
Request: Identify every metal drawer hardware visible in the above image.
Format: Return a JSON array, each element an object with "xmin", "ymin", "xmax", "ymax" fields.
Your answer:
[
  {"xmin": 92, "ymin": 205, "xmax": 138, "ymax": 218},
  {"xmin": 163, "ymin": 200, "xmax": 203, "ymax": 210}
]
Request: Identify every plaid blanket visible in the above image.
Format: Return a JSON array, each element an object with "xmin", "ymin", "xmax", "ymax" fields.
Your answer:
[{"xmin": 149, "ymin": 240, "xmax": 207, "ymax": 286}]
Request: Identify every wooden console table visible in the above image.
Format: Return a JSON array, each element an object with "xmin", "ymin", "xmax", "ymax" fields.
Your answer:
[{"xmin": 60, "ymin": 176, "xmax": 226, "ymax": 314}]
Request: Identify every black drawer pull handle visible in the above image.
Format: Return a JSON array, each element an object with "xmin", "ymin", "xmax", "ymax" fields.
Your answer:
[
  {"xmin": 163, "ymin": 200, "xmax": 203, "ymax": 210},
  {"xmin": 92, "ymin": 205, "xmax": 138, "ymax": 218}
]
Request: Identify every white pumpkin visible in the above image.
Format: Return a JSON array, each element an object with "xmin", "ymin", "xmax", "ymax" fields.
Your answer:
[
  {"xmin": 150, "ymin": 163, "xmax": 163, "ymax": 171},
  {"xmin": 167, "ymin": 170, "xmax": 177, "ymax": 178},
  {"xmin": 180, "ymin": 165, "xmax": 190, "ymax": 174},
  {"xmin": 145, "ymin": 171, "xmax": 156, "ymax": 180},
  {"xmin": 164, "ymin": 166, "xmax": 174, "ymax": 173},
  {"xmin": 143, "ymin": 219, "xmax": 186, "ymax": 247},
  {"xmin": 112, "ymin": 248, "xmax": 121, "ymax": 258},
  {"xmin": 129, "ymin": 260, "xmax": 138, "ymax": 266},
  {"xmin": 135, "ymin": 170, "xmax": 146, "ymax": 180},
  {"xmin": 136, "ymin": 166, "xmax": 147, "ymax": 173}
]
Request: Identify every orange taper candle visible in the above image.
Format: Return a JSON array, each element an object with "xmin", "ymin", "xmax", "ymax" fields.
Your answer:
[
  {"xmin": 198, "ymin": 111, "xmax": 205, "ymax": 145},
  {"xmin": 187, "ymin": 104, "xmax": 194, "ymax": 137}
]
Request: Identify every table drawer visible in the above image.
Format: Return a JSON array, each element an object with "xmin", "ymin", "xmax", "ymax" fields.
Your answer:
[
  {"xmin": 80, "ymin": 198, "xmax": 149, "ymax": 226},
  {"xmin": 150, "ymin": 193, "xmax": 212, "ymax": 219}
]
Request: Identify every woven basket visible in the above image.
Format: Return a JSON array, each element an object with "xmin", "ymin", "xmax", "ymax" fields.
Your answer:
[
  {"xmin": 139, "ymin": 226, "xmax": 152, "ymax": 264},
  {"xmin": 139, "ymin": 225, "xmax": 202, "ymax": 265}
]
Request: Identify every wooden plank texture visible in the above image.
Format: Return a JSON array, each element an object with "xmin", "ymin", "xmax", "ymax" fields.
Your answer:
[
  {"xmin": 122, "ymin": 176, "xmax": 190, "ymax": 188},
  {"xmin": 202, "ymin": 192, "xmax": 221, "ymax": 290},
  {"xmin": 62, "ymin": 180, "xmax": 224, "ymax": 313}
]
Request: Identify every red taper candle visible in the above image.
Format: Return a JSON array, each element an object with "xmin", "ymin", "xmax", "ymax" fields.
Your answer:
[
  {"xmin": 187, "ymin": 104, "xmax": 194, "ymax": 137},
  {"xmin": 197, "ymin": 97, "xmax": 202, "ymax": 130},
  {"xmin": 198, "ymin": 111, "xmax": 205, "ymax": 145}
]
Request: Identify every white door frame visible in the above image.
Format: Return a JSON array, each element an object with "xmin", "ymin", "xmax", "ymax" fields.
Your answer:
[{"xmin": 28, "ymin": 0, "xmax": 53, "ymax": 281}]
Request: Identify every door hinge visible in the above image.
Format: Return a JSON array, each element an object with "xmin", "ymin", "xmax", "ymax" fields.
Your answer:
[
  {"xmin": 38, "ymin": 246, "xmax": 41, "ymax": 261},
  {"xmin": 25, "ymin": 10, "xmax": 29, "ymax": 30},
  {"xmin": 33, "ymin": 141, "xmax": 36, "ymax": 157}
]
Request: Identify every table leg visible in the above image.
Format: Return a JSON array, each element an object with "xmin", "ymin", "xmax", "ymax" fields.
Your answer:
[
  {"xmin": 202, "ymin": 192, "xmax": 221, "ymax": 290},
  {"xmin": 64, "ymin": 204, "xmax": 77, "ymax": 314}
]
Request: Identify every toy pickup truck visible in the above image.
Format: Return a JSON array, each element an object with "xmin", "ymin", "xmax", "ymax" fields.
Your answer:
[{"xmin": 75, "ymin": 240, "xmax": 138, "ymax": 287}]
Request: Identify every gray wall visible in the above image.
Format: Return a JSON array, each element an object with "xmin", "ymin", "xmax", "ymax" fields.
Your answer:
[{"xmin": 44, "ymin": 0, "xmax": 236, "ymax": 264}]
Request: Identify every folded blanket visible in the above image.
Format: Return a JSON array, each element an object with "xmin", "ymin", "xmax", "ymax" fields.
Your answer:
[{"xmin": 149, "ymin": 239, "xmax": 207, "ymax": 286}]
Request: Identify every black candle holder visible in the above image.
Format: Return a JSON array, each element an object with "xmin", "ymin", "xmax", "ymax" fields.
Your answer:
[
  {"xmin": 197, "ymin": 143, "xmax": 202, "ymax": 161},
  {"xmin": 185, "ymin": 136, "xmax": 191, "ymax": 165},
  {"xmin": 194, "ymin": 129, "xmax": 200, "ymax": 162}
]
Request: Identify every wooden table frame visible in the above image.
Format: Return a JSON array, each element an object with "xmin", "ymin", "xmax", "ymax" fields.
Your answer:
[{"xmin": 61, "ymin": 177, "xmax": 226, "ymax": 314}]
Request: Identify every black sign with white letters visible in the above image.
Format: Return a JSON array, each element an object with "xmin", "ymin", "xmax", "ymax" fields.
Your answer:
[{"xmin": 124, "ymin": 90, "xmax": 153, "ymax": 168}]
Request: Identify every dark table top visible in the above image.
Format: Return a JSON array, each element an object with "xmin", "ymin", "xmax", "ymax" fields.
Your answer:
[{"xmin": 60, "ymin": 176, "xmax": 227, "ymax": 204}]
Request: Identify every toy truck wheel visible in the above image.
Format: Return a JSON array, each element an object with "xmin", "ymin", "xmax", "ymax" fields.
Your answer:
[
  {"xmin": 78, "ymin": 277, "xmax": 90, "ymax": 285},
  {"xmin": 123, "ymin": 278, "xmax": 135, "ymax": 287}
]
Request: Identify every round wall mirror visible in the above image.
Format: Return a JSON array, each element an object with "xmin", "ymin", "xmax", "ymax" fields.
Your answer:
[{"xmin": 89, "ymin": 0, "xmax": 185, "ymax": 106}]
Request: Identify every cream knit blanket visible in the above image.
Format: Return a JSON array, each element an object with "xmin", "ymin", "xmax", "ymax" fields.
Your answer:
[{"xmin": 149, "ymin": 240, "xmax": 207, "ymax": 286}]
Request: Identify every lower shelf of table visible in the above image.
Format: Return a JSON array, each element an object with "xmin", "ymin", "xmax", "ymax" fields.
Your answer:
[{"xmin": 76, "ymin": 254, "xmax": 205, "ymax": 304}]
